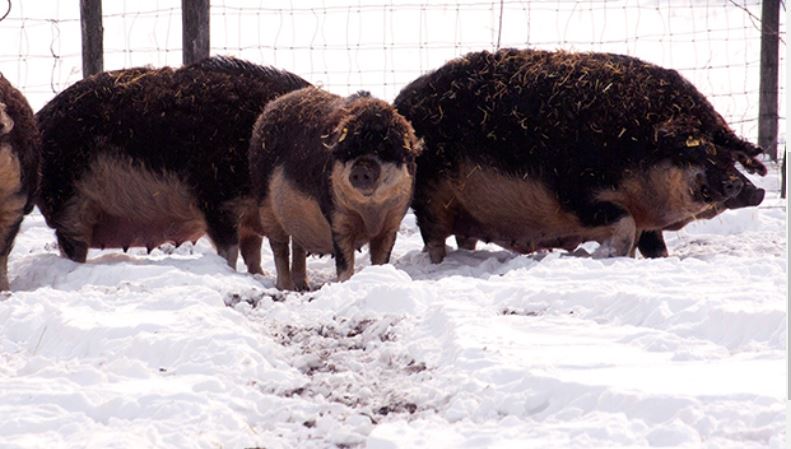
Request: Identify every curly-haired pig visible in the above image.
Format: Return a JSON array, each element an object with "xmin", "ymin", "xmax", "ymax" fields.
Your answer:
[
  {"xmin": 394, "ymin": 48, "xmax": 766, "ymax": 262},
  {"xmin": 249, "ymin": 88, "xmax": 421, "ymax": 290},
  {"xmin": 0, "ymin": 74, "xmax": 40, "ymax": 290},
  {"xmin": 36, "ymin": 56, "xmax": 311, "ymax": 272}
]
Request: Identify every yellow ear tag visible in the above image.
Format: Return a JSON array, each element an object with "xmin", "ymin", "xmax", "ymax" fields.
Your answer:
[
  {"xmin": 338, "ymin": 127, "xmax": 348, "ymax": 143},
  {"xmin": 685, "ymin": 136, "xmax": 701, "ymax": 148}
]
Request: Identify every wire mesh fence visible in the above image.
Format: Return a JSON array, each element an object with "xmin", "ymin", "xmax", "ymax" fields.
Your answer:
[{"xmin": 0, "ymin": 0, "xmax": 784, "ymax": 144}]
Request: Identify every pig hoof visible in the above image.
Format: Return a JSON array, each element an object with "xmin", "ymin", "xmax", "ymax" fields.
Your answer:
[
  {"xmin": 275, "ymin": 279, "xmax": 293, "ymax": 291},
  {"xmin": 455, "ymin": 235, "xmax": 477, "ymax": 251},
  {"xmin": 592, "ymin": 243, "xmax": 618, "ymax": 258},
  {"xmin": 592, "ymin": 216, "xmax": 635, "ymax": 258},
  {"xmin": 336, "ymin": 270, "xmax": 353, "ymax": 283},
  {"xmin": 592, "ymin": 239, "xmax": 632, "ymax": 258},
  {"xmin": 217, "ymin": 244, "xmax": 239, "ymax": 270},
  {"xmin": 426, "ymin": 243, "xmax": 447, "ymax": 264},
  {"xmin": 249, "ymin": 268, "xmax": 266, "ymax": 276},
  {"xmin": 568, "ymin": 247, "xmax": 591, "ymax": 258},
  {"xmin": 57, "ymin": 236, "xmax": 88, "ymax": 263}
]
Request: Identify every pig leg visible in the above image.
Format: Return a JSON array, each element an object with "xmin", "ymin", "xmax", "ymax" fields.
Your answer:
[
  {"xmin": 55, "ymin": 195, "xmax": 100, "ymax": 263},
  {"xmin": 237, "ymin": 206, "xmax": 265, "ymax": 275},
  {"xmin": 56, "ymin": 231, "xmax": 89, "ymax": 262},
  {"xmin": 216, "ymin": 244, "xmax": 239, "ymax": 269},
  {"xmin": 239, "ymin": 232, "xmax": 263, "ymax": 275},
  {"xmin": 0, "ymin": 216, "xmax": 23, "ymax": 290},
  {"xmin": 370, "ymin": 230, "xmax": 397, "ymax": 265},
  {"xmin": 455, "ymin": 235, "xmax": 477, "ymax": 251},
  {"xmin": 0, "ymin": 255, "xmax": 7, "ymax": 291},
  {"xmin": 413, "ymin": 184, "xmax": 456, "ymax": 264},
  {"xmin": 269, "ymin": 236, "xmax": 293, "ymax": 290},
  {"xmin": 332, "ymin": 232, "xmax": 356, "ymax": 282},
  {"xmin": 204, "ymin": 209, "xmax": 240, "ymax": 269},
  {"xmin": 579, "ymin": 202, "xmax": 636, "ymax": 258},
  {"xmin": 593, "ymin": 216, "xmax": 636, "ymax": 257},
  {"xmin": 416, "ymin": 209, "xmax": 453, "ymax": 264},
  {"xmin": 637, "ymin": 230, "xmax": 669, "ymax": 258},
  {"xmin": 425, "ymin": 239, "xmax": 448, "ymax": 264},
  {"xmin": 239, "ymin": 224, "xmax": 264, "ymax": 275},
  {"xmin": 291, "ymin": 241, "xmax": 309, "ymax": 291},
  {"xmin": 258, "ymin": 205, "xmax": 294, "ymax": 289},
  {"xmin": 0, "ymin": 145, "xmax": 25, "ymax": 289}
]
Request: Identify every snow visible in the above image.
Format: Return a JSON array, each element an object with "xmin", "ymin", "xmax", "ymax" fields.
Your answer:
[{"xmin": 0, "ymin": 168, "xmax": 784, "ymax": 449}]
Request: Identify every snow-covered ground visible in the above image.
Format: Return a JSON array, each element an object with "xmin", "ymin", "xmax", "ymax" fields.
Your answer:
[{"xmin": 0, "ymin": 166, "xmax": 785, "ymax": 449}]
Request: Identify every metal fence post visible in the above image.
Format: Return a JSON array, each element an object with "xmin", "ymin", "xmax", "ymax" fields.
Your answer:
[
  {"xmin": 79, "ymin": 0, "xmax": 103, "ymax": 77},
  {"xmin": 758, "ymin": 0, "xmax": 780, "ymax": 161},
  {"xmin": 182, "ymin": 0, "xmax": 210, "ymax": 65}
]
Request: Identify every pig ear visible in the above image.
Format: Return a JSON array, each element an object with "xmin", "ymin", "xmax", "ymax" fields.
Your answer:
[
  {"xmin": 734, "ymin": 148, "xmax": 767, "ymax": 176},
  {"xmin": 715, "ymin": 133, "xmax": 767, "ymax": 176}
]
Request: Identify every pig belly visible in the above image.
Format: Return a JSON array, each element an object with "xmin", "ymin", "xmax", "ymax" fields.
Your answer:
[
  {"xmin": 450, "ymin": 162, "xmax": 592, "ymax": 250},
  {"xmin": 73, "ymin": 153, "xmax": 208, "ymax": 250},
  {"xmin": 269, "ymin": 168, "xmax": 334, "ymax": 254},
  {"xmin": 453, "ymin": 211, "xmax": 582, "ymax": 253},
  {"xmin": 279, "ymin": 208, "xmax": 334, "ymax": 255},
  {"xmin": 91, "ymin": 214, "xmax": 205, "ymax": 249}
]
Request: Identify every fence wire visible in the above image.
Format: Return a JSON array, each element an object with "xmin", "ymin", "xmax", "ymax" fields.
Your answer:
[{"xmin": 0, "ymin": 0, "xmax": 784, "ymax": 144}]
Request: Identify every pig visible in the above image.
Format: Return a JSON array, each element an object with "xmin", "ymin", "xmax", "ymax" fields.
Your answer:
[
  {"xmin": 35, "ymin": 56, "xmax": 311, "ymax": 272},
  {"xmin": 0, "ymin": 74, "xmax": 40, "ymax": 290},
  {"xmin": 248, "ymin": 88, "xmax": 421, "ymax": 290},
  {"xmin": 393, "ymin": 48, "xmax": 766, "ymax": 263}
]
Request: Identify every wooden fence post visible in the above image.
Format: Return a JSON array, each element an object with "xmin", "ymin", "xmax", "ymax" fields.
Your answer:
[
  {"xmin": 758, "ymin": 0, "xmax": 780, "ymax": 161},
  {"xmin": 781, "ymin": 150, "xmax": 786, "ymax": 199},
  {"xmin": 80, "ymin": 0, "xmax": 103, "ymax": 77},
  {"xmin": 182, "ymin": 0, "xmax": 210, "ymax": 65}
]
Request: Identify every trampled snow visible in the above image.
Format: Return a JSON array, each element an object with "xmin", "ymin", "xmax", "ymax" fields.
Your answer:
[{"xmin": 0, "ymin": 169, "xmax": 785, "ymax": 449}]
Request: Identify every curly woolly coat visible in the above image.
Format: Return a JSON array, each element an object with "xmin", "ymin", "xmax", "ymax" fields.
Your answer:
[
  {"xmin": 36, "ymin": 56, "xmax": 310, "ymax": 270},
  {"xmin": 394, "ymin": 48, "xmax": 765, "ymax": 260}
]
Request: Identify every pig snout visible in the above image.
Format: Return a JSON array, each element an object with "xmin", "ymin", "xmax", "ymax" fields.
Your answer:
[
  {"xmin": 724, "ymin": 183, "xmax": 765, "ymax": 209},
  {"xmin": 349, "ymin": 157, "xmax": 381, "ymax": 193},
  {"xmin": 748, "ymin": 188, "xmax": 766, "ymax": 206}
]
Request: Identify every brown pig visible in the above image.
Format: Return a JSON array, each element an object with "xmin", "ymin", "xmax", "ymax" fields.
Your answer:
[
  {"xmin": 35, "ymin": 57, "xmax": 310, "ymax": 272},
  {"xmin": 248, "ymin": 88, "xmax": 421, "ymax": 290},
  {"xmin": 394, "ymin": 49, "xmax": 766, "ymax": 262},
  {"xmin": 0, "ymin": 75, "xmax": 40, "ymax": 290}
]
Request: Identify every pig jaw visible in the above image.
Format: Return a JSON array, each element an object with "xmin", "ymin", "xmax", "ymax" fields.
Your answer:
[{"xmin": 596, "ymin": 161, "xmax": 715, "ymax": 230}]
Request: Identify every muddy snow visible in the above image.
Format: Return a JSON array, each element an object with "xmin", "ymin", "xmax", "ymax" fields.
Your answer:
[{"xmin": 0, "ymin": 168, "xmax": 785, "ymax": 449}]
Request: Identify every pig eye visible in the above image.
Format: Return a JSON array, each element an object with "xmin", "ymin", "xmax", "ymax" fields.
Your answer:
[{"xmin": 699, "ymin": 184, "xmax": 712, "ymax": 202}]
